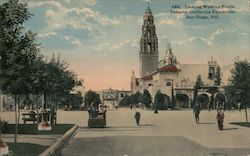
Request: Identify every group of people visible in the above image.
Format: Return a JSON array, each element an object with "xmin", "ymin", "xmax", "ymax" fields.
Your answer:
[
  {"xmin": 88, "ymin": 103, "xmax": 106, "ymax": 119},
  {"xmin": 88, "ymin": 102, "xmax": 227, "ymax": 130},
  {"xmin": 134, "ymin": 102, "xmax": 226, "ymax": 130},
  {"xmin": 193, "ymin": 102, "xmax": 225, "ymax": 130}
]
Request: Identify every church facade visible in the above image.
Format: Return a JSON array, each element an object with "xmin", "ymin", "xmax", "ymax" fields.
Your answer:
[{"xmin": 131, "ymin": 6, "xmax": 231, "ymax": 109}]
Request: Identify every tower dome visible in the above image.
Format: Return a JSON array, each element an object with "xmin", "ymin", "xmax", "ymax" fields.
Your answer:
[{"xmin": 145, "ymin": 6, "xmax": 152, "ymax": 14}]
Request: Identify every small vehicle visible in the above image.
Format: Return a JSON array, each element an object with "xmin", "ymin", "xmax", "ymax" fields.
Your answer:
[{"xmin": 88, "ymin": 108, "xmax": 106, "ymax": 128}]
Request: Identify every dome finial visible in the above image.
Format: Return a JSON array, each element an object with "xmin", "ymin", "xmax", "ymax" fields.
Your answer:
[
  {"xmin": 145, "ymin": 0, "xmax": 152, "ymax": 14},
  {"xmin": 146, "ymin": 0, "xmax": 151, "ymax": 8}
]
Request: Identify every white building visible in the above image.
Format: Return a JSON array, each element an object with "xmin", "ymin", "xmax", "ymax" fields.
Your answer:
[{"xmin": 131, "ymin": 5, "xmax": 232, "ymax": 109}]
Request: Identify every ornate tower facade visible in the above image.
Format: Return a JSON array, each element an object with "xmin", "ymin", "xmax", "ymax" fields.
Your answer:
[
  {"xmin": 164, "ymin": 43, "xmax": 177, "ymax": 65},
  {"xmin": 139, "ymin": 5, "xmax": 159, "ymax": 78},
  {"xmin": 208, "ymin": 56, "xmax": 217, "ymax": 80}
]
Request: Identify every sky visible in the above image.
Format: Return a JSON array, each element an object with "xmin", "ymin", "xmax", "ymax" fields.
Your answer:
[{"xmin": 12, "ymin": 0, "xmax": 250, "ymax": 91}]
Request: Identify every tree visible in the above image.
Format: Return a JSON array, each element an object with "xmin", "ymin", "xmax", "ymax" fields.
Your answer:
[
  {"xmin": 197, "ymin": 94, "xmax": 209, "ymax": 109},
  {"xmin": 214, "ymin": 66, "xmax": 221, "ymax": 86},
  {"xmin": 140, "ymin": 89, "xmax": 152, "ymax": 108},
  {"xmin": 192, "ymin": 75, "xmax": 203, "ymax": 108},
  {"xmin": 44, "ymin": 55, "xmax": 82, "ymax": 109},
  {"xmin": 171, "ymin": 83, "xmax": 176, "ymax": 109},
  {"xmin": 61, "ymin": 91, "xmax": 83, "ymax": 109},
  {"xmin": 119, "ymin": 95, "xmax": 130, "ymax": 107},
  {"xmin": 154, "ymin": 90, "xmax": 165, "ymax": 110},
  {"xmin": 0, "ymin": 0, "xmax": 82, "ymax": 138},
  {"xmin": 225, "ymin": 59, "xmax": 250, "ymax": 122},
  {"xmin": 129, "ymin": 91, "xmax": 142, "ymax": 105},
  {"xmin": 207, "ymin": 86, "xmax": 219, "ymax": 109},
  {"xmin": 175, "ymin": 94, "xmax": 189, "ymax": 108},
  {"xmin": 225, "ymin": 85, "xmax": 238, "ymax": 109},
  {"xmin": 0, "ymin": 0, "xmax": 38, "ymax": 143},
  {"xmin": 215, "ymin": 93, "xmax": 226, "ymax": 107},
  {"xmin": 30, "ymin": 56, "xmax": 47, "ymax": 105},
  {"xmin": 84, "ymin": 90, "xmax": 101, "ymax": 108}
]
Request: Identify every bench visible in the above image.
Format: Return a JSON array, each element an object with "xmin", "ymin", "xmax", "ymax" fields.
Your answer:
[{"xmin": 22, "ymin": 113, "xmax": 37, "ymax": 124}]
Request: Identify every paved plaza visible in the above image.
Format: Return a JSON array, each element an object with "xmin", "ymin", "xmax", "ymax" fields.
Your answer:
[
  {"xmin": 1, "ymin": 109, "xmax": 250, "ymax": 156},
  {"xmin": 60, "ymin": 108, "xmax": 249, "ymax": 156}
]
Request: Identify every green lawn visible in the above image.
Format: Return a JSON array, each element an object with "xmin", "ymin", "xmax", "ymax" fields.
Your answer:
[
  {"xmin": 2, "ymin": 124, "xmax": 74, "ymax": 135},
  {"xmin": 1, "ymin": 124, "xmax": 75, "ymax": 155},
  {"xmin": 7, "ymin": 142, "xmax": 48, "ymax": 156}
]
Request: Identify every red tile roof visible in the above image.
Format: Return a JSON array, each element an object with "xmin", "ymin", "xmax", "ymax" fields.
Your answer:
[
  {"xmin": 142, "ymin": 75, "xmax": 153, "ymax": 80},
  {"xmin": 141, "ymin": 65, "xmax": 179, "ymax": 81}
]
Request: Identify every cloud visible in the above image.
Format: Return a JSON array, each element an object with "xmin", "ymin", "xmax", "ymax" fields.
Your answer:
[
  {"xmin": 172, "ymin": 28, "xmax": 247, "ymax": 47},
  {"xmin": 25, "ymin": 0, "xmax": 249, "ymax": 90},
  {"xmin": 159, "ymin": 18, "xmax": 175, "ymax": 25},
  {"xmin": 29, "ymin": 0, "xmax": 120, "ymax": 39},
  {"xmin": 143, "ymin": 0, "xmax": 151, "ymax": 3},
  {"xmin": 37, "ymin": 32, "xmax": 82, "ymax": 47},
  {"xmin": 71, "ymin": 38, "xmax": 81, "ymax": 46},
  {"xmin": 64, "ymin": 35, "xmax": 82, "ymax": 46},
  {"xmin": 130, "ymin": 40, "xmax": 139, "ymax": 48},
  {"xmin": 172, "ymin": 28, "xmax": 223, "ymax": 46},
  {"xmin": 95, "ymin": 39, "xmax": 138, "ymax": 51},
  {"xmin": 155, "ymin": 13, "xmax": 177, "ymax": 26},
  {"xmin": 29, "ymin": 0, "xmax": 97, "ymax": 7},
  {"xmin": 95, "ymin": 42, "xmax": 110, "ymax": 51},
  {"xmin": 172, "ymin": 36, "xmax": 212, "ymax": 46},
  {"xmin": 30, "ymin": 1, "xmax": 144, "ymax": 52},
  {"xmin": 37, "ymin": 32, "xmax": 56, "ymax": 38},
  {"xmin": 45, "ymin": 10, "xmax": 55, "ymax": 17},
  {"xmin": 64, "ymin": 35, "xmax": 70, "ymax": 41},
  {"xmin": 209, "ymin": 28, "xmax": 225, "ymax": 41},
  {"xmin": 238, "ymin": 7, "xmax": 250, "ymax": 13},
  {"xmin": 28, "ymin": 1, "xmax": 62, "ymax": 8}
]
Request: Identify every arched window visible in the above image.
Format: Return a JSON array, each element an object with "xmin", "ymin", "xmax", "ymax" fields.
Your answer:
[
  {"xmin": 147, "ymin": 30, "xmax": 150, "ymax": 37},
  {"xmin": 166, "ymin": 82, "xmax": 172, "ymax": 86},
  {"xmin": 208, "ymin": 67, "xmax": 215, "ymax": 79},
  {"xmin": 147, "ymin": 43, "xmax": 151, "ymax": 53},
  {"xmin": 144, "ymin": 44, "xmax": 147, "ymax": 52}
]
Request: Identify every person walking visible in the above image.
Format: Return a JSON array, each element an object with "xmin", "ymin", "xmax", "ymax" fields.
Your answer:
[
  {"xmin": 134, "ymin": 111, "xmax": 141, "ymax": 126},
  {"xmin": 216, "ymin": 106, "xmax": 225, "ymax": 130},
  {"xmin": 193, "ymin": 103, "xmax": 201, "ymax": 124},
  {"xmin": 238, "ymin": 102, "xmax": 242, "ymax": 112},
  {"xmin": 154, "ymin": 108, "xmax": 158, "ymax": 114}
]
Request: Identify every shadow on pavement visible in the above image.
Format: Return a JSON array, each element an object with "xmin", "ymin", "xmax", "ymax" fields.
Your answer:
[
  {"xmin": 140, "ymin": 124, "xmax": 155, "ymax": 127},
  {"xmin": 198, "ymin": 122, "xmax": 215, "ymax": 124},
  {"xmin": 222, "ymin": 127, "xmax": 238, "ymax": 131},
  {"xmin": 79, "ymin": 126, "xmax": 142, "ymax": 129},
  {"xmin": 105, "ymin": 126, "xmax": 141, "ymax": 129},
  {"xmin": 230, "ymin": 122, "xmax": 250, "ymax": 128},
  {"xmin": 209, "ymin": 152, "xmax": 227, "ymax": 156}
]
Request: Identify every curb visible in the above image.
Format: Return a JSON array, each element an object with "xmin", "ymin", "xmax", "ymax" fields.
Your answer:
[{"xmin": 39, "ymin": 125, "xmax": 78, "ymax": 156}]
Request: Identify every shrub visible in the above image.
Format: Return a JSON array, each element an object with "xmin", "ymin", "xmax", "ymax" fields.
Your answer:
[{"xmin": 0, "ymin": 119, "xmax": 8, "ymax": 133}]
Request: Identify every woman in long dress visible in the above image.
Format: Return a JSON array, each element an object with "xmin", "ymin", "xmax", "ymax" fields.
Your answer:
[{"xmin": 216, "ymin": 106, "xmax": 224, "ymax": 130}]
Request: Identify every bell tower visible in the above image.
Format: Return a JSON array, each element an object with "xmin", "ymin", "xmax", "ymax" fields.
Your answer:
[{"xmin": 139, "ymin": 4, "xmax": 159, "ymax": 78}]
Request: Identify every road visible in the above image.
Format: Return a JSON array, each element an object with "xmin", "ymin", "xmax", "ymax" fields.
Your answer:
[{"xmin": 59, "ymin": 108, "xmax": 250, "ymax": 156}]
